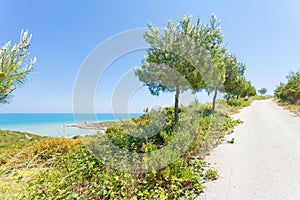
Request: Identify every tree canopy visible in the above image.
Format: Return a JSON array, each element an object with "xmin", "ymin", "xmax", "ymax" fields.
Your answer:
[
  {"xmin": 135, "ymin": 14, "xmax": 256, "ymax": 125},
  {"xmin": 135, "ymin": 15, "xmax": 223, "ymax": 125},
  {"xmin": 0, "ymin": 30, "xmax": 36, "ymax": 104},
  {"xmin": 258, "ymin": 87, "xmax": 268, "ymax": 96}
]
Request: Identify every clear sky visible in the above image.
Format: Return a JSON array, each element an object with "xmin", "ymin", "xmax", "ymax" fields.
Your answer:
[{"xmin": 1, "ymin": 0, "xmax": 299, "ymax": 113}]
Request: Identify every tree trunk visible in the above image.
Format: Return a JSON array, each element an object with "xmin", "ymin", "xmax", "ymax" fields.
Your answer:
[
  {"xmin": 212, "ymin": 89, "xmax": 218, "ymax": 114},
  {"xmin": 174, "ymin": 84, "xmax": 180, "ymax": 129}
]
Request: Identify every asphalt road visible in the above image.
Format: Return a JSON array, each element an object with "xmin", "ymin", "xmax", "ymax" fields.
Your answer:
[{"xmin": 198, "ymin": 99, "xmax": 300, "ymax": 200}]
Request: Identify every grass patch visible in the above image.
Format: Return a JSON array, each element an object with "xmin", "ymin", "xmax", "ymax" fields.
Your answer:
[{"xmin": 224, "ymin": 96, "xmax": 272, "ymax": 115}]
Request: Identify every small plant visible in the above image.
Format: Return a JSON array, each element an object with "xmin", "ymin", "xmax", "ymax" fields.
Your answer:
[
  {"xmin": 204, "ymin": 168, "xmax": 218, "ymax": 181},
  {"xmin": 227, "ymin": 138, "xmax": 235, "ymax": 144}
]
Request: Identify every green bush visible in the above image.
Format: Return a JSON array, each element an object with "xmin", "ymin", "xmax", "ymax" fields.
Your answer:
[
  {"xmin": 275, "ymin": 72, "xmax": 300, "ymax": 105},
  {"xmin": 226, "ymin": 98, "xmax": 250, "ymax": 108}
]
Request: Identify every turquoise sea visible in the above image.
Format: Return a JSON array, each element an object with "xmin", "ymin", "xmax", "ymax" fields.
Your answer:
[{"xmin": 0, "ymin": 113, "xmax": 141, "ymax": 137}]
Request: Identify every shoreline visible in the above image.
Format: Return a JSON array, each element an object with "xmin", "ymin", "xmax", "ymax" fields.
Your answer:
[
  {"xmin": 64, "ymin": 121, "xmax": 119, "ymax": 131},
  {"xmin": 0, "ymin": 113, "xmax": 138, "ymax": 137},
  {"xmin": 0, "ymin": 121, "xmax": 119, "ymax": 138},
  {"xmin": 64, "ymin": 123, "xmax": 106, "ymax": 131}
]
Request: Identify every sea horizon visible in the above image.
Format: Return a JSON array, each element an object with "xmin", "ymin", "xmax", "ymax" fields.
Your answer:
[{"xmin": 0, "ymin": 113, "xmax": 142, "ymax": 137}]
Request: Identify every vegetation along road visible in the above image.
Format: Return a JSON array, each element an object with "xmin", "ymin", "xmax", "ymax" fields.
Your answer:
[{"xmin": 199, "ymin": 99, "xmax": 300, "ymax": 200}]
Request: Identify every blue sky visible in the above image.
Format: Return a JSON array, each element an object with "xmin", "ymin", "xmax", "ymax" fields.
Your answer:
[{"xmin": 0, "ymin": 0, "xmax": 299, "ymax": 113}]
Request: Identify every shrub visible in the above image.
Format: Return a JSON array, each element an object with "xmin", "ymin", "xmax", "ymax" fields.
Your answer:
[
  {"xmin": 204, "ymin": 168, "xmax": 218, "ymax": 181},
  {"xmin": 275, "ymin": 72, "xmax": 300, "ymax": 105},
  {"xmin": 227, "ymin": 98, "xmax": 250, "ymax": 108}
]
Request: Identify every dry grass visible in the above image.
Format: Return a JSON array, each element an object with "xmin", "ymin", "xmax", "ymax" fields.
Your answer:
[
  {"xmin": 275, "ymin": 99, "xmax": 300, "ymax": 116},
  {"xmin": 226, "ymin": 105, "xmax": 241, "ymax": 116},
  {"xmin": 13, "ymin": 137, "xmax": 82, "ymax": 166},
  {"xmin": 0, "ymin": 130, "xmax": 43, "ymax": 165},
  {"xmin": 0, "ymin": 136, "xmax": 82, "ymax": 199}
]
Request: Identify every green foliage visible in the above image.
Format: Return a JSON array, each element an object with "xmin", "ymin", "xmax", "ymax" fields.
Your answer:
[
  {"xmin": 242, "ymin": 80, "xmax": 257, "ymax": 98},
  {"xmin": 227, "ymin": 138, "xmax": 235, "ymax": 144},
  {"xmin": 17, "ymin": 147, "xmax": 206, "ymax": 199},
  {"xmin": 0, "ymin": 130, "xmax": 42, "ymax": 165},
  {"xmin": 204, "ymin": 168, "xmax": 218, "ymax": 181},
  {"xmin": 226, "ymin": 98, "xmax": 251, "ymax": 108},
  {"xmin": 0, "ymin": 103, "xmax": 242, "ymax": 199},
  {"xmin": 136, "ymin": 13, "xmax": 256, "ymax": 119},
  {"xmin": 223, "ymin": 53, "xmax": 256, "ymax": 99},
  {"xmin": 249, "ymin": 95, "xmax": 272, "ymax": 101},
  {"xmin": 224, "ymin": 96, "xmax": 269, "ymax": 115},
  {"xmin": 0, "ymin": 15, "xmax": 255, "ymax": 199},
  {"xmin": 0, "ymin": 136, "xmax": 82, "ymax": 198},
  {"xmin": 275, "ymin": 72, "xmax": 300, "ymax": 105},
  {"xmin": 135, "ymin": 14, "xmax": 231, "ymax": 122},
  {"xmin": 19, "ymin": 137, "xmax": 82, "ymax": 162},
  {"xmin": 223, "ymin": 54, "xmax": 245, "ymax": 95},
  {"xmin": 258, "ymin": 87, "xmax": 268, "ymax": 96},
  {"xmin": 0, "ymin": 30, "xmax": 36, "ymax": 104}
]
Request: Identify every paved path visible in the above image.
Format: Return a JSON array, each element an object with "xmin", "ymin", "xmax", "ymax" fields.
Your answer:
[{"xmin": 198, "ymin": 99, "xmax": 300, "ymax": 200}]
